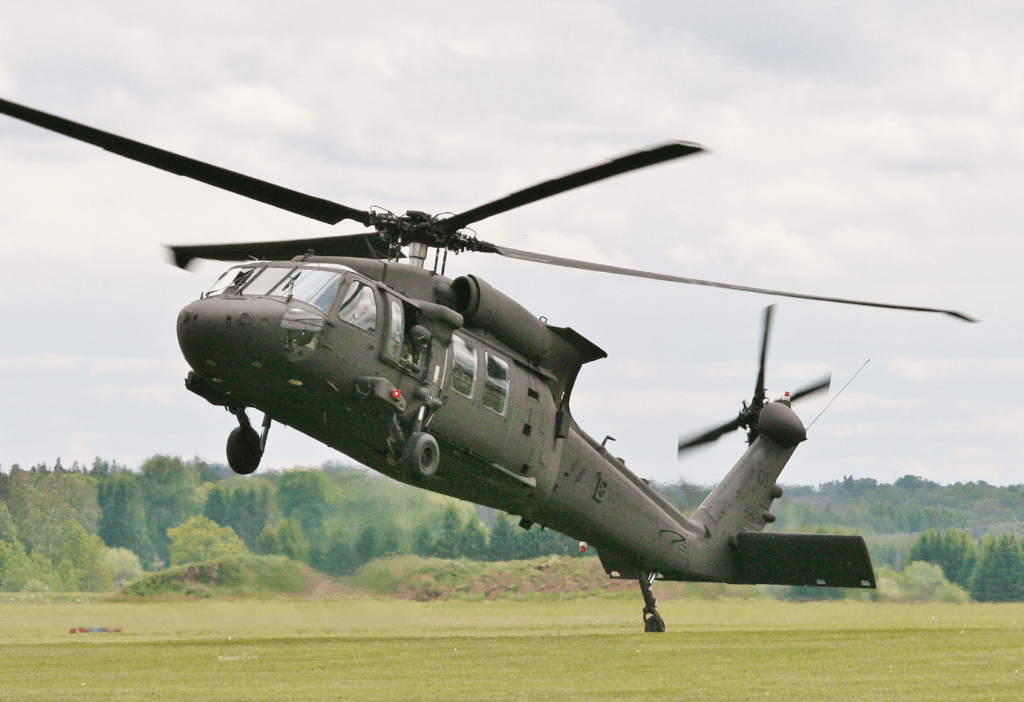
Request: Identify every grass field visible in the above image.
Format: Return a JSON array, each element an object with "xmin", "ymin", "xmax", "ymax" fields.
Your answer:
[{"xmin": 2, "ymin": 596, "xmax": 1023, "ymax": 701}]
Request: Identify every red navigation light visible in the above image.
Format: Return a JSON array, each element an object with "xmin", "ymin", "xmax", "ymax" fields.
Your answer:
[{"xmin": 391, "ymin": 389, "xmax": 402, "ymax": 400}]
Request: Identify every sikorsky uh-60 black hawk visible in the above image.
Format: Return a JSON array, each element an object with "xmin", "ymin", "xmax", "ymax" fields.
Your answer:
[{"xmin": 1, "ymin": 98, "xmax": 975, "ymax": 631}]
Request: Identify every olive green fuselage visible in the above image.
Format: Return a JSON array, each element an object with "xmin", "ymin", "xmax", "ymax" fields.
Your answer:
[{"xmin": 178, "ymin": 256, "xmax": 801, "ymax": 583}]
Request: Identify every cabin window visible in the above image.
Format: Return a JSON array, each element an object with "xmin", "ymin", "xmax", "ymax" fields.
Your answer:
[
  {"xmin": 450, "ymin": 335, "xmax": 477, "ymax": 398},
  {"xmin": 241, "ymin": 267, "xmax": 291, "ymax": 297},
  {"xmin": 337, "ymin": 281, "xmax": 377, "ymax": 333},
  {"xmin": 482, "ymin": 353, "xmax": 510, "ymax": 415},
  {"xmin": 384, "ymin": 299, "xmax": 404, "ymax": 360},
  {"xmin": 278, "ymin": 269, "xmax": 343, "ymax": 312}
]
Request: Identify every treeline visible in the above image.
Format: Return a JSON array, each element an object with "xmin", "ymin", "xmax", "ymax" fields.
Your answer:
[
  {"xmin": 0, "ymin": 456, "xmax": 582, "ymax": 592},
  {"xmin": 654, "ymin": 474, "xmax": 1024, "ymax": 536},
  {"xmin": 5, "ymin": 457, "xmax": 1024, "ymax": 600},
  {"xmin": 654, "ymin": 475, "xmax": 1024, "ymax": 570}
]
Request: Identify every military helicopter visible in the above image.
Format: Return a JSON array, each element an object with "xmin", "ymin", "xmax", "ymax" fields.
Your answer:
[{"xmin": 1, "ymin": 97, "xmax": 975, "ymax": 632}]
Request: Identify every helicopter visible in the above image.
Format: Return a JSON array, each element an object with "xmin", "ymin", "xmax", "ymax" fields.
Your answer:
[{"xmin": 0, "ymin": 97, "xmax": 975, "ymax": 632}]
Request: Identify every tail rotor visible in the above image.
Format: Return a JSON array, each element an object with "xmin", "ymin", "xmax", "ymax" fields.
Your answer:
[{"xmin": 678, "ymin": 305, "xmax": 831, "ymax": 458}]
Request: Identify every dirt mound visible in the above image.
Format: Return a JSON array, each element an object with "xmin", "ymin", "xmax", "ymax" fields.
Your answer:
[
  {"xmin": 116, "ymin": 555, "xmax": 316, "ymax": 599},
  {"xmin": 347, "ymin": 555, "xmax": 637, "ymax": 601}
]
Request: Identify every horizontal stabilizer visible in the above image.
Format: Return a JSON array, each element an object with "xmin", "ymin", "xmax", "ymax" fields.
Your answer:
[{"xmin": 732, "ymin": 532, "xmax": 875, "ymax": 588}]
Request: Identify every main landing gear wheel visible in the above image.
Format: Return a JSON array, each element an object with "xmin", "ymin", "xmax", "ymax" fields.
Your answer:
[
  {"xmin": 403, "ymin": 431, "xmax": 440, "ymax": 481},
  {"xmin": 227, "ymin": 425, "xmax": 261, "ymax": 474},
  {"xmin": 639, "ymin": 571, "xmax": 666, "ymax": 633},
  {"xmin": 226, "ymin": 409, "xmax": 269, "ymax": 475}
]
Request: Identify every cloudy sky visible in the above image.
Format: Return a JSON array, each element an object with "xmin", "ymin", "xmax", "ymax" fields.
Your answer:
[{"xmin": 0, "ymin": 1, "xmax": 1021, "ymax": 487}]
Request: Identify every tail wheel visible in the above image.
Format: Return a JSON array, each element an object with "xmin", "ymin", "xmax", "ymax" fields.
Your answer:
[
  {"xmin": 226, "ymin": 425, "xmax": 262, "ymax": 475},
  {"xmin": 643, "ymin": 608, "xmax": 666, "ymax": 633},
  {"xmin": 403, "ymin": 432, "xmax": 440, "ymax": 481}
]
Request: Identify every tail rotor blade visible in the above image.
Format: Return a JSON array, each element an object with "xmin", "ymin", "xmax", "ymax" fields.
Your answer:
[
  {"xmin": 790, "ymin": 374, "xmax": 832, "ymax": 403},
  {"xmin": 753, "ymin": 305, "xmax": 774, "ymax": 405},
  {"xmin": 678, "ymin": 416, "xmax": 744, "ymax": 456}
]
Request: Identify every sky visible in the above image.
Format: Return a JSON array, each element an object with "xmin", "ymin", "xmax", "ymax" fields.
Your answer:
[{"xmin": 0, "ymin": 1, "xmax": 1021, "ymax": 487}]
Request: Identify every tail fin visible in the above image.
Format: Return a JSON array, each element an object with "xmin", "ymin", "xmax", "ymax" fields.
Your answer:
[
  {"xmin": 690, "ymin": 401, "xmax": 805, "ymax": 539},
  {"xmin": 686, "ymin": 401, "xmax": 876, "ymax": 590}
]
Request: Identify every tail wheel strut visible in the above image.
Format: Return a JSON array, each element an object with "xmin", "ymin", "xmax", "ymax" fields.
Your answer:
[{"xmin": 639, "ymin": 571, "xmax": 666, "ymax": 633}]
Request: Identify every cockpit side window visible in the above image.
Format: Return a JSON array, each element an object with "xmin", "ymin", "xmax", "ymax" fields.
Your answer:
[
  {"xmin": 384, "ymin": 299, "xmax": 404, "ymax": 361},
  {"xmin": 482, "ymin": 353, "xmax": 511, "ymax": 415},
  {"xmin": 337, "ymin": 280, "xmax": 377, "ymax": 333},
  {"xmin": 450, "ymin": 335, "xmax": 478, "ymax": 398}
]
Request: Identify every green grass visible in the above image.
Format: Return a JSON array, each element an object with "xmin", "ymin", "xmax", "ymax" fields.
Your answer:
[{"xmin": 2, "ymin": 598, "xmax": 1023, "ymax": 700}]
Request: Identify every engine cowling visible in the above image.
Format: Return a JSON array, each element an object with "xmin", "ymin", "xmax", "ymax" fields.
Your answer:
[{"xmin": 450, "ymin": 275, "xmax": 550, "ymax": 363}]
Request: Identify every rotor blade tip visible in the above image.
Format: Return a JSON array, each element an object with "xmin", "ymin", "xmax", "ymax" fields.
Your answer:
[
  {"xmin": 165, "ymin": 246, "xmax": 196, "ymax": 270},
  {"xmin": 948, "ymin": 311, "xmax": 980, "ymax": 323}
]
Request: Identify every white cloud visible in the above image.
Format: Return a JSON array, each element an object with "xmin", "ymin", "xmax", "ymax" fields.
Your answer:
[{"xmin": 0, "ymin": 0, "xmax": 1020, "ymax": 484}]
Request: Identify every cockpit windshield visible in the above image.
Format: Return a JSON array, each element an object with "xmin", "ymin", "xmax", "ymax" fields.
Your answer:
[
  {"xmin": 205, "ymin": 266, "xmax": 258, "ymax": 297},
  {"xmin": 277, "ymin": 269, "xmax": 344, "ymax": 312},
  {"xmin": 239, "ymin": 267, "xmax": 290, "ymax": 296},
  {"xmin": 205, "ymin": 264, "xmax": 353, "ymax": 312}
]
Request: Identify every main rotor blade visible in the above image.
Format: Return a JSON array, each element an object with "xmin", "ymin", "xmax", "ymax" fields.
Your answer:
[
  {"xmin": 789, "ymin": 374, "xmax": 832, "ymax": 403},
  {"xmin": 0, "ymin": 97, "xmax": 372, "ymax": 227},
  {"xmin": 678, "ymin": 416, "xmax": 744, "ymax": 455},
  {"xmin": 492, "ymin": 245, "xmax": 978, "ymax": 322},
  {"xmin": 441, "ymin": 141, "xmax": 704, "ymax": 231},
  {"xmin": 168, "ymin": 233, "xmax": 388, "ymax": 269},
  {"xmin": 753, "ymin": 305, "xmax": 774, "ymax": 406}
]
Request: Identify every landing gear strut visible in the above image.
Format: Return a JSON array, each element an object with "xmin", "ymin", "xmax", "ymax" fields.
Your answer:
[
  {"xmin": 226, "ymin": 409, "xmax": 271, "ymax": 475},
  {"xmin": 402, "ymin": 405, "xmax": 440, "ymax": 481},
  {"xmin": 639, "ymin": 571, "xmax": 666, "ymax": 633}
]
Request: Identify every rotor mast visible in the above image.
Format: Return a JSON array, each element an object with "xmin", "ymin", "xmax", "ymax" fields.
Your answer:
[{"xmin": 408, "ymin": 242, "xmax": 429, "ymax": 268}]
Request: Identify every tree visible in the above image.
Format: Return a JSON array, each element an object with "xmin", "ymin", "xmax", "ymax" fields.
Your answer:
[
  {"xmin": 256, "ymin": 524, "xmax": 281, "ymax": 555},
  {"xmin": 276, "ymin": 470, "xmax": 330, "ymax": 538},
  {"xmin": 51, "ymin": 473, "xmax": 101, "ymax": 534},
  {"xmin": 187, "ymin": 456, "xmax": 233, "ymax": 483},
  {"xmin": 0, "ymin": 539, "xmax": 57, "ymax": 592},
  {"xmin": 167, "ymin": 516, "xmax": 248, "ymax": 566},
  {"xmin": 6, "ymin": 470, "xmax": 77, "ymax": 559},
  {"xmin": 224, "ymin": 482, "xmax": 273, "ymax": 550},
  {"xmin": 970, "ymin": 533, "xmax": 1024, "ymax": 603},
  {"xmin": 103, "ymin": 548, "xmax": 144, "ymax": 587},
  {"xmin": 0, "ymin": 502, "xmax": 17, "ymax": 546},
  {"xmin": 908, "ymin": 528, "xmax": 976, "ymax": 589},
  {"xmin": 275, "ymin": 519, "xmax": 310, "ymax": 562},
  {"xmin": 355, "ymin": 524, "xmax": 379, "ymax": 564},
  {"xmin": 459, "ymin": 517, "xmax": 488, "ymax": 560},
  {"xmin": 203, "ymin": 486, "xmax": 230, "ymax": 526},
  {"xmin": 316, "ymin": 530, "xmax": 359, "ymax": 576},
  {"xmin": 411, "ymin": 525, "xmax": 437, "ymax": 557},
  {"xmin": 896, "ymin": 561, "xmax": 969, "ymax": 603},
  {"xmin": 487, "ymin": 513, "xmax": 518, "ymax": 561},
  {"xmin": 98, "ymin": 473, "xmax": 155, "ymax": 566},
  {"xmin": 256, "ymin": 518, "xmax": 309, "ymax": 562},
  {"xmin": 52, "ymin": 521, "xmax": 114, "ymax": 592},
  {"xmin": 90, "ymin": 457, "xmax": 110, "ymax": 478},
  {"xmin": 436, "ymin": 505, "xmax": 463, "ymax": 559},
  {"xmin": 139, "ymin": 456, "xmax": 203, "ymax": 563}
]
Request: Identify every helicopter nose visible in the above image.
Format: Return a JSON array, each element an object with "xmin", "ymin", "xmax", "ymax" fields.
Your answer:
[{"xmin": 177, "ymin": 296, "xmax": 318, "ymax": 378}]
